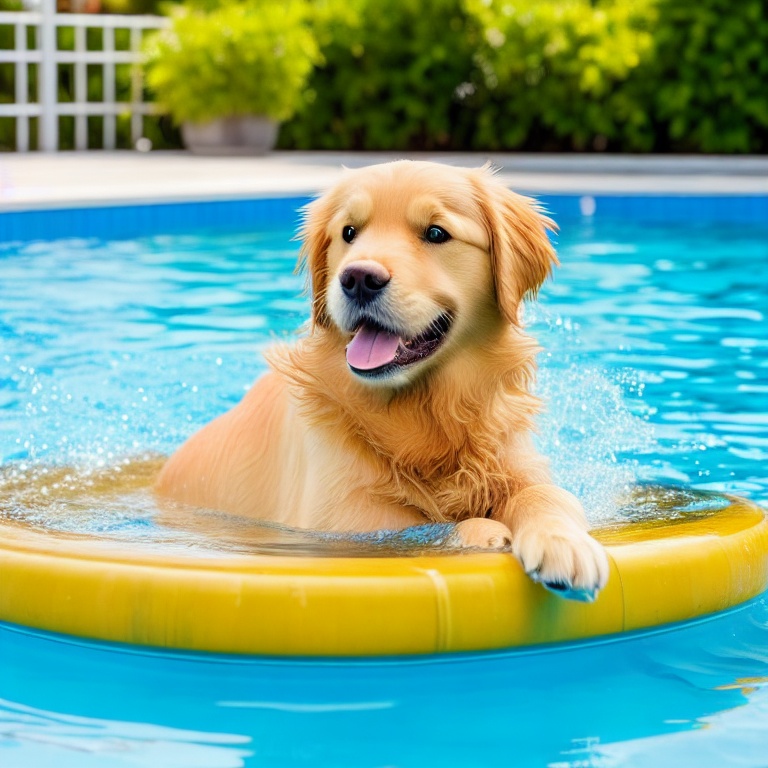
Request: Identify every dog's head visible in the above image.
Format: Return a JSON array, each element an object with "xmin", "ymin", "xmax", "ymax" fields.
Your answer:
[{"xmin": 299, "ymin": 161, "xmax": 557, "ymax": 387}]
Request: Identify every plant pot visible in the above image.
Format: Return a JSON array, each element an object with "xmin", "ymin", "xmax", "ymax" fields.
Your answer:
[{"xmin": 181, "ymin": 116, "xmax": 279, "ymax": 156}]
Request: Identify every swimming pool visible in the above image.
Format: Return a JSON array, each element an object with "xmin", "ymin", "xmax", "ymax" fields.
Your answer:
[{"xmin": 1, "ymin": 193, "xmax": 767, "ymax": 766}]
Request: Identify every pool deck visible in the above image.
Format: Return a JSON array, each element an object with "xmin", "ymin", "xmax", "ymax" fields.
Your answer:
[{"xmin": 1, "ymin": 151, "xmax": 768, "ymax": 211}]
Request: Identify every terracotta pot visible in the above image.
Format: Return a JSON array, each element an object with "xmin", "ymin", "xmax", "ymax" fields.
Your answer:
[{"xmin": 181, "ymin": 116, "xmax": 279, "ymax": 156}]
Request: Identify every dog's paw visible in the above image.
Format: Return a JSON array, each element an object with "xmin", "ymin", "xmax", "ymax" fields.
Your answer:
[
  {"xmin": 512, "ymin": 523, "xmax": 609, "ymax": 598},
  {"xmin": 452, "ymin": 518, "xmax": 514, "ymax": 550}
]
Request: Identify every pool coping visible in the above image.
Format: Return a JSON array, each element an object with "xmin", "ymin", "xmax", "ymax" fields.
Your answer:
[
  {"xmin": 2, "ymin": 152, "xmax": 767, "ymax": 240},
  {"xmin": 2, "ymin": 151, "xmax": 768, "ymax": 214}
]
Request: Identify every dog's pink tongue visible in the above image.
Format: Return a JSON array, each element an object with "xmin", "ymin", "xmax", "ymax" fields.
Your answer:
[{"xmin": 346, "ymin": 326, "xmax": 401, "ymax": 370}]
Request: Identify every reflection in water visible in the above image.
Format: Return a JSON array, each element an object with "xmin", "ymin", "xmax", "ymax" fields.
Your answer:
[
  {"xmin": 0, "ymin": 456, "xmax": 457, "ymax": 557},
  {"xmin": 0, "ymin": 456, "xmax": 744, "ymax": 558}
]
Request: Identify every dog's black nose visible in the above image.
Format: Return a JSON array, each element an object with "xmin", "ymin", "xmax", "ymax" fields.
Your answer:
[{"xmin": 339, "ymin": 262, "xmax": 391, "ymax": 305}]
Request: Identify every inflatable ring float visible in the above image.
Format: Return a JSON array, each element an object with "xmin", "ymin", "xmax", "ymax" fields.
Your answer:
[{"xmin": 0, "ymin": 491, "xmax": 766, "ymax": 657}]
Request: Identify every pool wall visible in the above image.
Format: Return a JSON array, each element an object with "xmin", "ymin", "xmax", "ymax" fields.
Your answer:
[{"xmin": 2, "ymin": 193, "xmax": 767, "ymax": 241}]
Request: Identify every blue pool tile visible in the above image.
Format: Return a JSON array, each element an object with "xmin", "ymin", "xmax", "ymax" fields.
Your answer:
[
  {"xmin": 535, "ymin": 194, "xmax": 768, "ymax": 225},
  {"xmin": 0, "ymin": 196, "xmax": 313, "ymax": 243},
  {"xmin": 1, "ymin": 194, "xmax": 766, "ymax": 243}
]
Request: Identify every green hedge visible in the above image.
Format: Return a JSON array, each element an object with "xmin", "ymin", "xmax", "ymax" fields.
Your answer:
[
  {"xmin": 648, "ymin": 0, "xmax": 768, "ymax": 153},
  {"xmin": 3, "ymin": 0, "xmax": 767, "ymax": 153},
  {"xmin": 462, "ymin": 0, "xmax": 656, "ymax": 151},
  {"xmin": 280, "ymin": 0, "xmax": 768, "ymax": 153},
  {"xmin": 280, "ymin": 0, "xmax": 483, "ymax": 150}
]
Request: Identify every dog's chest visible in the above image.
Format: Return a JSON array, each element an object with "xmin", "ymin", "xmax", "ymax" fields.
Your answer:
[{"xmin": 380, "ymin": 446, "xmax": 511, "ymax": 523}]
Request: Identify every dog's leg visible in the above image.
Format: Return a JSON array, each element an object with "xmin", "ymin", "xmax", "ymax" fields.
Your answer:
[
  {"xmin": 497, "ymin": 484, "xmax": 609, "ymax": 597},
  {"xmin": 453, "ymin": 517, "xmax": 514, "ymax": 549}
]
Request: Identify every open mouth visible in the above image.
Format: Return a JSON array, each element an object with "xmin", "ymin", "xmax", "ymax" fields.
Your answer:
[{"xmin": 345, "ymin": 312, "xmax": 453, "ymax": 378}]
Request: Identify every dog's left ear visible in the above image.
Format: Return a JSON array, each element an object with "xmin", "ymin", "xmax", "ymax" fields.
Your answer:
[
  {"xmin": 470, "ymin": 168, "xmax": 559, "ymax": 325},
  {"xmin": 297, "ymin": 192, "xmax": 336, "ymax": 330}
]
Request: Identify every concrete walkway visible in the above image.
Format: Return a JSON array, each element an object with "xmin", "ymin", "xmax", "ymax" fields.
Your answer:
[{"xmin": 1, "ymin": 151, "xmax": 767, "ymax": 211}]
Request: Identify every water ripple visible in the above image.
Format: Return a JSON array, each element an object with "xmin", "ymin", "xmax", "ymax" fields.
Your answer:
[{"xmin": 1, "ymin": 218, "xmax": 766, "ymax": 511}]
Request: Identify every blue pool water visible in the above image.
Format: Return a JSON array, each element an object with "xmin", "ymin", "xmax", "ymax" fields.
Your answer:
[{"xmin": 0, "ymin": 199, "xmax": 767, "ymax": 766}]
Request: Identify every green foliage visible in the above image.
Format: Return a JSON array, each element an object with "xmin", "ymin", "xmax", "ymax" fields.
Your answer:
[
  {"xmin": 647, "ymin": 0, "xmax": 768, "ymax": 152},
  {"xmin": 281, "ymin": 0, "xmax": 768, "ymax": 153},
  {"xmin": 464, "ymin": 0, "xmax": 656, "ymax": 151},
  {"xmin": 2, "ymin": 0, "xmax": 767, "ymax": 153},
  {"xmin": 280, "ymin": 0, "xmax": 656, "ymax": 151},
  {"xmin": 143, "ymin": 0, "xmax": 321, "ymax": 125},
  {"xmin": 279, "ymin": 0, "xmax": 483, "ymax": 150}
]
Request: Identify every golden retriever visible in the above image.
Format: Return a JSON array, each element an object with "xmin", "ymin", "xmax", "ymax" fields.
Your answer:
[{"xmin": 155, "ymin": 160, "xmax": 609, "ymax": 597}]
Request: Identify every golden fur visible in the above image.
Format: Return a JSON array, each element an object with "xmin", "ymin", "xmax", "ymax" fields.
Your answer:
[{"xmin": 156, "ymin": 161, "xmax": 609, "ymax": 593}]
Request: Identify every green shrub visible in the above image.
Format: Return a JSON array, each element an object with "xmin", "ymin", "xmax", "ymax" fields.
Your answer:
[
  {"xmin": 464, "ymin": 0, "xmax": 656, "ymax": 151},
  {"xmin": 280, "ymin": 0, "xmax": 656, "ymax": 152},
  {"xmin": 143, "ymin": 0, "xmax": 320, "ymax": 125},
  {"xmin": 646, "ymin": 0, "xmax": 768, "ymax": 152},
  {"xmin": 279, "ymin": 0, "xmax": 483, "ymax": 150}
]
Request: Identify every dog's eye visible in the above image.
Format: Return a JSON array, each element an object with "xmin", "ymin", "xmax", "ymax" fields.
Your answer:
[
  {"xmin": 425, "ymin": 226, "xmax": 451, "ymax": 244},
  {"xmin": 342, "ymin": 225, "xmax": 356, "ymax": 243}
]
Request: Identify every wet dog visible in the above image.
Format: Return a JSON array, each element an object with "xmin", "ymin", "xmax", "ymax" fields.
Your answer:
[{"xmin": 156, "ymin": 161, "xmax": 609, "ymax": 596}]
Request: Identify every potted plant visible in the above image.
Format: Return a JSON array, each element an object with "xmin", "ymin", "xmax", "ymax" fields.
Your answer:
[{"xmin": 143, "ymin": 0, "xmax": 321, "ymax": 155}]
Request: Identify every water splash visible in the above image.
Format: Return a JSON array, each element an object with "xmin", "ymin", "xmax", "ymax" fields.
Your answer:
[{"xmin": 526, "ymin": 304, "xmax": 656, "ymax": 524}]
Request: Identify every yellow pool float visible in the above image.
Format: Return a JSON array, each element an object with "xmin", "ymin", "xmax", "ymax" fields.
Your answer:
[{"xmin": 0, "ymin": 492, "xmax": 766, "ymax": 657}]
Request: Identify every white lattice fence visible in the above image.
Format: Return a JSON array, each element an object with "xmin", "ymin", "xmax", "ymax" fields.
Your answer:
[{"xmin": 0, "ymin": 0, "xmax": 167, "ymax": 151}]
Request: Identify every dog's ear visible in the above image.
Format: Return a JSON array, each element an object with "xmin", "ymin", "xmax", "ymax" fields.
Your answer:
[
  {"xmin": 471, "ymin": 167, "xmax": 559, "ymax": 325},
  {"xmin": 297, "ymin": 192, "xmax": 336, "ymax": 330}
]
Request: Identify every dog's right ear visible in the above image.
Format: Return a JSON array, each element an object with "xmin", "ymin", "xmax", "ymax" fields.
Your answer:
[{"xmin": 297, "ymin": 192, "xmax": 336, "ymax": 330}]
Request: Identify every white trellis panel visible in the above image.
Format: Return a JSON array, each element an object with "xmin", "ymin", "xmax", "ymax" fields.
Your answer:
[{"xmin": 0, "ymin": 0, "xmax": 168, "ymax": 151}]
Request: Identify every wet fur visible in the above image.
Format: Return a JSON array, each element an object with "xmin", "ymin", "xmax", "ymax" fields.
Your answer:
[
  {"xmin": 267, "ymin": 327, "xmax": 542, "ymax": 524},
  {"xmin": 156, "ymin": 161, "xmax": 609, "ymax": 593}
]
